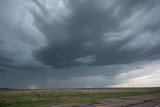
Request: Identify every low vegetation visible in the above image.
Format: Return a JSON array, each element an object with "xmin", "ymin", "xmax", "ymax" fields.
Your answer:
[{"xmin": 0, "ymin": 87, "xmax": 160, "ymax": 107}]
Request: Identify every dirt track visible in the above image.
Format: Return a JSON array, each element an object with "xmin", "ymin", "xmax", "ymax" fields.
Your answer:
[{"xmin": 51, "ymin": 93, "xmax": 160, "ymax": 107}]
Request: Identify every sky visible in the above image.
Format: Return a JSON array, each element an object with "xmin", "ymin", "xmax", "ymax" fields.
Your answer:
[{"xmin": 0, "ymin": 0, "xmax": 160, "ymax": 89}]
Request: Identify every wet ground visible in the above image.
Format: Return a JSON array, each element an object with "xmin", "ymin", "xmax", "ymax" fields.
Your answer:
[{"xmin": 51, "ymin": 93, "xmax": 160, "ymax": 107}]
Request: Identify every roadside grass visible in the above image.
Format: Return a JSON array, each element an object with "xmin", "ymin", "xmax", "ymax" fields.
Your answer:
[{"xmin": 0, "ymin": 87, "xmax": 160, "ymax": 107}]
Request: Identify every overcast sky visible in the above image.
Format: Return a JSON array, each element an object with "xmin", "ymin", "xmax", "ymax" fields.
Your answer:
[{"xmin": 0, "ymin": 0, "xmax": 160, "ymax": 88}]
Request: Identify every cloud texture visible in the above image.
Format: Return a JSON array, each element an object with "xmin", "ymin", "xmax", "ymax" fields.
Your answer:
[{"xmin": 0, "ymin": 0, "xmax": 160, "ymax": 88}]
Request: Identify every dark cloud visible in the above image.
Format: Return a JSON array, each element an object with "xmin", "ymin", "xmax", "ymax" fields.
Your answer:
[
  {"xmin": 0, "ymin": 63, "xmax": 140, "ymax": 88},
  {"xmin": 0, "ymin": 0, "xmax": 160, "ymax": 88},
  {"xmin": 32, "ymin": 0, "xmax": 160, "ymax": 69}
]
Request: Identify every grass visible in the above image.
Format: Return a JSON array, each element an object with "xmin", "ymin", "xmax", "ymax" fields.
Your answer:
[{"xmin": 0, "ymin": 87, "xmax": 160, "ymax": 107}]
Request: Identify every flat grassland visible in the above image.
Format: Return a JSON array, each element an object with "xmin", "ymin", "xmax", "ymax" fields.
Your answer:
[{"xmin": 0, "ymin": 88, "xmax": 160, "ymax": 107}]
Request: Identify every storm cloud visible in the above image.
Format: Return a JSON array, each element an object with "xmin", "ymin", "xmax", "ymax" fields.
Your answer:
[
  {"xmin": 0, "ymin": 0, "xmax": 160, "ymax": 88},
  {"xmin": 32, "ymin": 0, "xmax": 160, "ymax": 68}
]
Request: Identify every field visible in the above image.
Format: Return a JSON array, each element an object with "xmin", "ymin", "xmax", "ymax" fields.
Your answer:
[{"xmin": 0, "ymin": 88, "xmax": 160, "ymax": 107}]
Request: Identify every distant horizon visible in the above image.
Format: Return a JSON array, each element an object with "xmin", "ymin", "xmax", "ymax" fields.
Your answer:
[{"xmin": 1, "ymin": 87, "xmax": 160, "ymax": 90}]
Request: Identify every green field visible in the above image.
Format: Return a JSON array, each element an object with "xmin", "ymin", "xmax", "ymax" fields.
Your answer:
[{"xmin": 0, "ymin": 88, "xmax": 160, "ymax": 107}]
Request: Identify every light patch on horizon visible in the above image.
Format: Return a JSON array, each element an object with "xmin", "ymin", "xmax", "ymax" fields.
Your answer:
[
  {"xmin": 29, "ymin": 85, "xmax": 39, "ymax": 89},
  {"xmin": 112, "ymin": 74, "xmax": 160, "ymax": 87},
  {"xmin": 112, "ymin": 60, "xmax": 160, "ymax": 87}
]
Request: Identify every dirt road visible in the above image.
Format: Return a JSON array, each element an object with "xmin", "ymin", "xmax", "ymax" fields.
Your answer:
[{"xmin": 51, "ymin": 93, "xmax": 160, "ymax": 107}]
